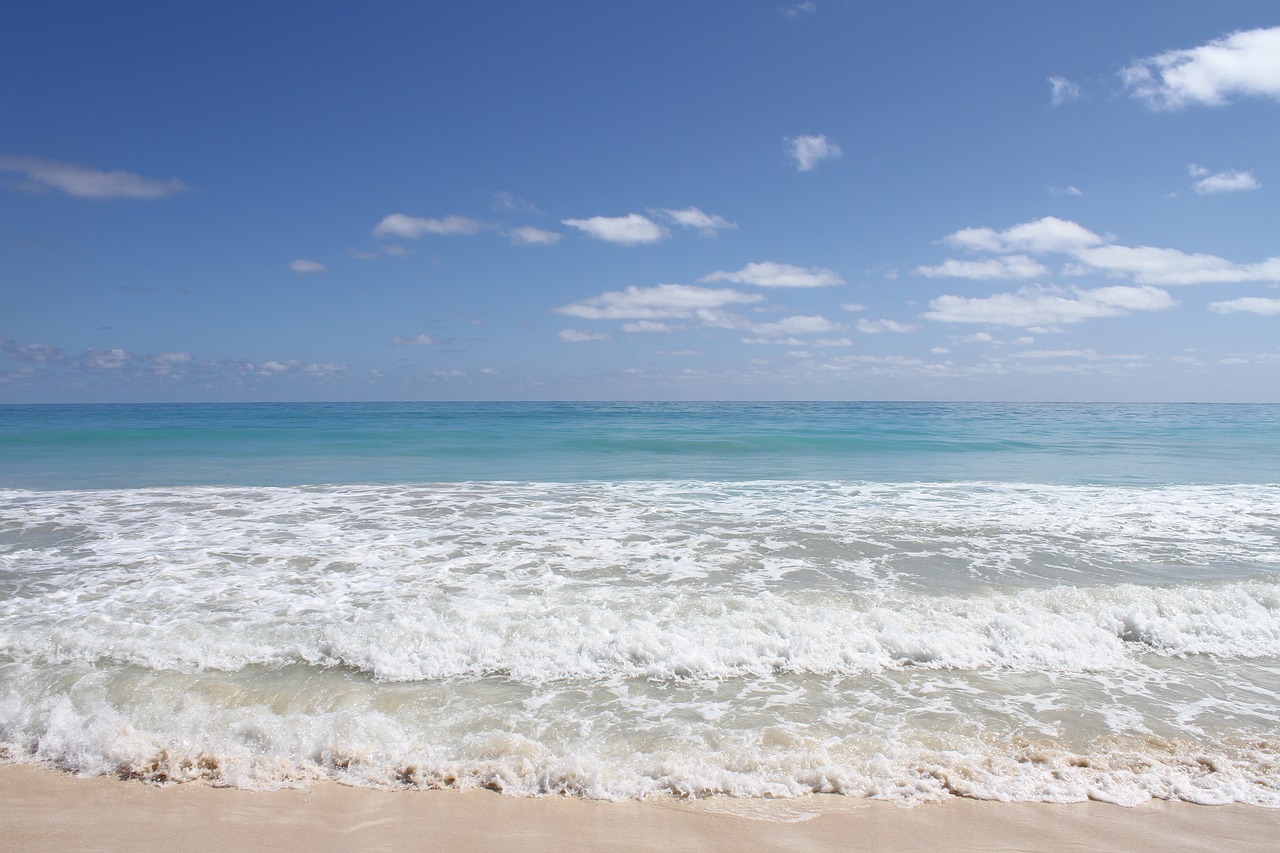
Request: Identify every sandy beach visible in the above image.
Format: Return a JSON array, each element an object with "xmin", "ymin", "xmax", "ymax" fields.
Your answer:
[{"xmin": 3, "ymin": 764, "xmax": 1277, "ymax": 852}]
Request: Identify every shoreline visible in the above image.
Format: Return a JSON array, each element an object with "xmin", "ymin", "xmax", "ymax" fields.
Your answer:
[{"xmin": 3, "ymin": 763, "xmax": 1277, "ymax": 852}]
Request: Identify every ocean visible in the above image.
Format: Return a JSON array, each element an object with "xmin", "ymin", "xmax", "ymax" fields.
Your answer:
[{"xmin": 1, "ymin": 402, "xmax": 1278, "ymax": 806}]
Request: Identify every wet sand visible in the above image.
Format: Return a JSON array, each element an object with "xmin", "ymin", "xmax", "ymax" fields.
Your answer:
[{"xmin": 3, "ymin": 764, "xmax": 1277, "ymax": 852}]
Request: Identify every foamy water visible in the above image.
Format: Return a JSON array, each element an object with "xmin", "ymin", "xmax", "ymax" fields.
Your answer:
[{"xmin": 2, "ymin": 403, "xmax": 1278, "ymax": 805}]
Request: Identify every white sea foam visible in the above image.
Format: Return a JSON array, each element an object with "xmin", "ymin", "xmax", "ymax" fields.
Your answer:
[{"xmin": 2, "ymin": 482, "xmax": 1279, "ymax": 804}]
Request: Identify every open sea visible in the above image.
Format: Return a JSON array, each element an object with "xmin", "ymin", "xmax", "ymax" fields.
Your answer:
[{"xmin": 1, "ymin": 402, "xmax": 1278, "ymax": 806}]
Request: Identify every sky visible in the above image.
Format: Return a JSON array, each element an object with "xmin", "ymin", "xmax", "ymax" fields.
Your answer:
[{"xmin": 2, "ymin": 1, "xmax": 1278, "ymax": 403}]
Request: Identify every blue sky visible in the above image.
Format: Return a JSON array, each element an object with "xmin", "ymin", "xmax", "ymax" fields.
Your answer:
[{"xmin": 2, "ymin": 1, "xmax": 1278, "ymax": 402}]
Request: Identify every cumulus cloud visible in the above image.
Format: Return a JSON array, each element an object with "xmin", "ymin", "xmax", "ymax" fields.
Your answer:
[
  {"xmin": 933, "ymin": 215, "xmax": 1280, "ymax": 286},
  {"xmin": 1048, "ymin": 76, "xmax": 1081, "ymax": 105},
  {"xmin": 944, "ymin": 216, "xmax": 1105, "ymax": 254},
  {"xmin": 916, "ymin": 255, "xmax": 1048, "ymax": 280},
  {"xmin": 555, "ymin": 283, "xmax": 763, "ymax": 320},
  {"xmin": 1122, "ymin": 26, "xmax": 1280, "ymax": 109},
  {"xmin": 856, "ymin": 318, "xmax": 920, "ymax": 334},
  {"xmin": 509, "ymin": 226, "xmax": 561, "ymax": 246},
  {"xmin": 373, "ymin": 213, "xmax": 485, "ymax": 239},
  {"xmin": 1192, "ymin": 168, "xmax": 1260, "ymax": 195},
  {"xmin": 561, "ymin": 213, "xmax": 666, "ymax": 245},
  {"xmin": 924, "ymin": 285, "xmax": 1176, "ymax": 327},
  {"xmin": 661, "ymin": 207, "xmax": 737, "ymax": 236},
  {"xmin": 0, "ymin": 155, "xmax": 188, "ymax": 199},
  {"xmin": 559, "ymin": 329, "xmax": 611, "ymax": 342},
  {"xmin": 0, "ymin": 339, "xmax": 66, "ymax": 364},
  {"xmin": 387, "ymin": 334, "xmax": 441, "ymax": 346},
  {"xmin": 785, "ymin": 134, "xmax": 842, "ymax": 171},
  {"xmin": 1071, "ymin": 244, "xmax": 1280, "ymax": 285},
  {"xmin": 1209, "ymin": 297, "xmax": 1280, "ymax": 315},
  {"xmin": 289, "ymin": 259, "xmax": 327, "ymax": 274},
  {"xmin": 701, "ymin": 261, "xmax": 843, "ymax": 287}
]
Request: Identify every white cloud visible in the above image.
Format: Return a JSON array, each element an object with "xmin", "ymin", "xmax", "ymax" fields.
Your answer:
[
  {"xmin": 924, "ymin": 285, "xmax": 1176, "ymax": 327},
  {"xmin": 289, "ymin": 259, "xmax": 327, "ymax": 274},
  {"xmin": 1072, "ymin": 245, "xmax": 1280, "ymax": 285},
  {"xmin": 1048, "ymin": 76, "xmax": 1081, "ymax": 106},
  {"xmin": 785, "ymin": 134, "xmax": 842, "ymax": 171},
  {"xmin": 555, "ymin": 283, "xmax": 763, "ymax": 320},
  {"xmin": 701, "ymin": 261, "xmax": 843, "ymax": 287},
  {"xmin": 1209, "ymin": 297, "xmax": 1280, "ymax": 316},
  {"xmin": 749, "ymin": 315, "xmax": 841, "ymax": 336},
  {"xmin": 562, "ymin": 213, "xmax": 666, "ymax": 245},
  {"xmin": 935, "ymin": 215, "xmax": 1280, "ymax": 286},
  {"xmin": 783, "ymin": 1, "xmax": 817, "ymax": 19},
  {"xmin": 661, "ymin": 207, "xmax": 737, "ymax": 236},
  {"xmin": 943, "ymin": 216, "xmax": 1105, "ymax": 254},
  {"xmin": 491, "ymin": 191, "xmax": 541, "ymax": 214},
  {"xmin": 85, "ymin": 348, "xmax": 132, "ymax": 369},
  {"xmin": 559, "ymin": 329, "xmax": 612, "ymax": 342},
  {"xmin": 0, "ymin": 155, "xmax": 188, "ymax": 199},
  {"xmin": 857, "ymin": 318, "xmax": 920, "ymax": 334},
  {"xmin": 740, "ymin": 315, "xmax": 843, "ymax": 344},
  {"xmin": 916, "ymin": 255, "xmax": 1048, "ymax": 280},
  {"xmin": 373, "ymin": 213, "xmax": 485, "ymax": 239},
  {"xmin": 509, "ymin": 226, "xmax": 561, "ymax": 246},
  {"xmin": 841, "ymin": 302, "xmax": 866, "ymax": 312},
  {"xmin": 1193, "ymin": 169, "xmax": 1260, "ymax": 195},
  {"xmin": 1122, "ymin": 26, "xmax": 1280, "ymax": 109},
  {"xmin": 387, "ymin": 334, "xmax": 442, "ymax": 346},
  {"xmin": 622, "ymin": 321, "xmax": 681, "ymax": 333}
]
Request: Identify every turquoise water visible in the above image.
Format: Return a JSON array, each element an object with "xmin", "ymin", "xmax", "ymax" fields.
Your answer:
[
  {"xmin": 2, "ymin": 402, "xmax": 1279, "ymax": 804},
  {"xmin": 2, "ymin": 402, "xmax": 1277, "ymax": 487}
]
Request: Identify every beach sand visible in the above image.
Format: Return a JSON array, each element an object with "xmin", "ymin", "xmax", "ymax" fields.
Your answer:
[{"xmin": 3, "ymin": 764, "xmax": 1277, "ymax": 852}]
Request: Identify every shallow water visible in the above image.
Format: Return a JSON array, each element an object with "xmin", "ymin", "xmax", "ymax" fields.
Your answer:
[{"xmin": 1, "ymin": 403, "xmax": 1278, "ymax": 804}]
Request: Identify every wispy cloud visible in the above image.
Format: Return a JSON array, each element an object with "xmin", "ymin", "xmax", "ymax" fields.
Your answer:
[
  {"xmin": 623, "ymin": 321, "xmax": 681, "ymax": 334},
  {"xmin": 1048, "ymin": 76, "xmax": 1081, "ymax": 106},
  {"xmin": 373, "ymin": 213, "xmax": 486, "ymax": 239},
  {"xmin": 555, "ymin": 283, "xmax": 762, "ymax": 320},
  {"xmin": 1209, "ymin": 297, "xmax": 1280, "ymax": 316},
  {"xmin": 782, "ymin": 1, "xmax": 816, "ymax": 19},
  {"xmin": 856, "ymin": 318, "xmax": 920, "ymax": 334},
  {"xmin": 701, "ymin": 261, "xmax": 843, "ymax": 287},
  {"xmin": 561, "ymin": 213, "xmax": 667, "ymax": 245},
  {"xmin": 491, "ymin": 191, "xmax": 542, "ymax": 215},
  {"xmin": 1121, "ymin": 26, "xmax": 1280, "ymax": 109},
  {"xmin": 660, "ymin": 207, "xmax": 737, "ymax": 236},
  {"xmin": 0, "ymin": 155, "xmax": 188, "ymax": 199},
  {"xmin": 785, "ymin": 134, "xmax": 842, "ymax": 172},
  {"xmin": 559, "ymin": 329, "xmax": 612, "ymax": 342},
  {"xmin": 509, "ymin": 226, "xmax": 561, "ymax": 246},
  {"xmin": 387, "ymin": 334, "xmax": 442, "ymax": 346},
  {"xmin": 924, "ymin": 285, "xmax": 1176, "ymax": 327},
  {"xmin": 289, "ymin": 259, "xmax": 328, "ymax": 274}
]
